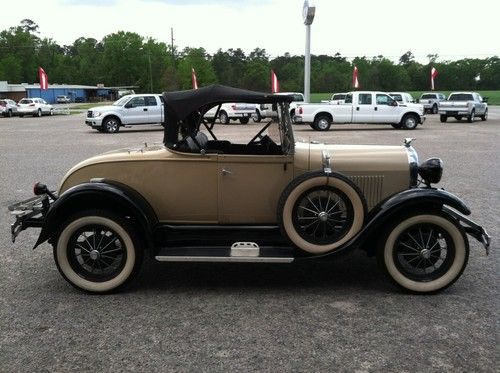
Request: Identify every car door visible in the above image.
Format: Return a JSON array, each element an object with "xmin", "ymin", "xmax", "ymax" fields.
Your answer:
[
  {"xmin": 375, "ymin": 93, "xmax": 400, "ymax": 123},
  {"xmin": 124, "ymin": 96, "xmax": 149, "ymax": 124},
  {"xmin": 145, "ymin": 96, "xmax": 162, "ymax": 123},
  {"xmin": 218, "ymin": 153, "xmax": 294, "ymax": 224},
  {"xmin": 352, "ymin": 93, "xmax": 375, "ymax": 123},
  {"xmin": 474, "ymin": 93, "xmax": 487, "ymax": 115}
]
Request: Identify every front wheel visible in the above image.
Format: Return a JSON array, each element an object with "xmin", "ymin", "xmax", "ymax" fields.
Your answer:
[
  {"xmin": 35, "ymin": 109, "xmax": 42, "ymax": 117},
  {"xmin": 54, "ymin": 210, "xmax": 143, "ymax": 293},
  {"xmin": 402, "ymin": 114, "xmax": 418, "ymax": 130},
  {"xmin": 440, "ymin": 115, "xmax": 447, "ymax": 123},
  {"xmin": 103, "ymin": 117, "xmax": 120, "ymax": 133},
  {"xmin": 378, "ymin": 212, "xmax": 469, "ymax": 293},
  {"xmin": 253, "ymin": 110, "xmax": 262, "ymax": 123},
  {"xmin": 219, "ymin": 111, "xmax": 229, "ymax": 124},
  {"xmin": 432, "ymin": 104, "xmax": 438, "ymax": 114}
]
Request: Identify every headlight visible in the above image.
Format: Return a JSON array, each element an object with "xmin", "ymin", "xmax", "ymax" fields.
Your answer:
[
  {"xmin": 418, "ymin": 158, "xmax": 443, "ymax": 186},
  {"xmin": 93, "ymin": 111, "xmax": 101, "ymax": 117}
]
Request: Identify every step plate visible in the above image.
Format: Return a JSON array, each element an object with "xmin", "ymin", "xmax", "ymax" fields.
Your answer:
[{"xmin": 155, "ymin": 256, "xmax": 293, "ymax": 263}]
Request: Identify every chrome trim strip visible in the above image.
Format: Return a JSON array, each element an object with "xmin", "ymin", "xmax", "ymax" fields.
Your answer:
[{"xmin": 155, "ymin": 256, "xmax": 294, "ymax": 263}]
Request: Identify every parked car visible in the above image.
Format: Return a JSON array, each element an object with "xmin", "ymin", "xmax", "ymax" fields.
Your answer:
[
  {"xmin": 86, "ymin": 94, "xmax": 164, "ymax": 133},
  {"xmin": 389, "ymin": 92, "xmax": 416, "ymax": 104},
  {"xmin": 0, "ymin": 99, "xmax": 19, "ymax": 117},
  {"xmin": 256, "ymin": 92, "xmax": 305, "ymax": 121},
  {"xmin": 294, "ymin": 91, "xmax": 426, "ymax": 130},
  {"xmin": 56, "ymin": 95, "xmax": 71, "ymax": 103},
  {"xmin": 8, "ymin": 85, "xmax": 489, "ymax": 294},
  {"xmin": 438, "ymin": 92, "xmax": 488, "ymax": 123},
  {"xmin": 418, "ymin": 93, "xmax": 446, "ymax": 114},
  {"xmin": 321, "ymin": 93, "xmax": 347, "ymax": 105},
  {"xmin": 204, "ymin": 102, "xmax": 255, "ymax": 124},
  {"xmin": 17, "ymin": 98, "xmax": 53, "ymax": 117}
]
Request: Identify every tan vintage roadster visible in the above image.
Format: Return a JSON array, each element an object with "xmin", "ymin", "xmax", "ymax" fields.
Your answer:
[{"xmin": 9, "ymin": 85, "xmax": 490, "ymax": 293}]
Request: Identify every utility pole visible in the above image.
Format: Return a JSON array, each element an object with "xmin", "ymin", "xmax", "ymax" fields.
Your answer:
[
  {"xmin": 170, "ymin": 27, "xmax": 177, "ymax": 89},
  {"xmin": 148, "ymin": 52, "xmax": 153, "ymax": 92},
  {"xmin": 302, "ymin": 1, "xmax": 315, "ymax": 103}
]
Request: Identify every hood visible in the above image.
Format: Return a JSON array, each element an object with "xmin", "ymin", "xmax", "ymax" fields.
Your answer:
[{"xmin": 88, "ymin": 105, "xmax": 120, "ymax": 113}]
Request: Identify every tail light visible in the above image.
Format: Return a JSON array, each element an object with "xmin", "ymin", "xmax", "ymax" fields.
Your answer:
[
  {"xmin": 298, "ymin": 107, "xmax": 303, "ymax": 114},
  {"xmin": 231, "ymin": 104, "xmax": 237, "ymax": 110}
]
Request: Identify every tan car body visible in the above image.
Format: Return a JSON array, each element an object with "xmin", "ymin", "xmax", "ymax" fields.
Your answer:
[{"xmin": 59, "ymin": 141, "xmax": 410, "ymax": 224}]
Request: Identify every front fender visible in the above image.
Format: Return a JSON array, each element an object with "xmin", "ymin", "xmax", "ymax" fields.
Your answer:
[{"xmin": 34, "ymin": 180, "xmax": 158, "ymax": 250}]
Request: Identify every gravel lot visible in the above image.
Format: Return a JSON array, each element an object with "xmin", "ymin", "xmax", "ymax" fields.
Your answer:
[{"xmin": 0, "ymin": 110, "xmax": 498, "ymax": 372}]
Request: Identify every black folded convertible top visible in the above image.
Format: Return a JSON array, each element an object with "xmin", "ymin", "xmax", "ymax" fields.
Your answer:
[{"xmin": 162, "ymin": 85, "xmax": 294, "ymax": 122}]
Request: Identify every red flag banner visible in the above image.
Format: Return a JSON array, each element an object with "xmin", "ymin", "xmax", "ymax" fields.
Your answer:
[
  {"xmin": 431, "ymin": 67, "xmax": 438, "ymax": 90},
  {"xmin": 191, "ymin": 68, "xmax": 198, "ymax": 89},
  {"xmin": 271, "ymin": 70, "xmax": 279, "ymax": 93},
  {"xmin": 352, "ymin": 66, "xmax": 359, "ymax": 89},
  {"xmin": 38, "ymin": 67, "xmax": 48, "ymax": 90}
]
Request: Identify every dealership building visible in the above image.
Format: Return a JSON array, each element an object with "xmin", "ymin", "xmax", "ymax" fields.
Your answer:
[{"xmin": 0, "ymin": 81, "xmax": 136, "ymax": 103}]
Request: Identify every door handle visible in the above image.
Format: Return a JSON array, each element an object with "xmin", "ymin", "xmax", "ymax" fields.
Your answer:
[
  {"xmin": 374, "ymin": 107, "xmax": 378, "ymax": 111},
  {"xmin": 143, "ymin": 108, "xmax": 148, "ymax": 111},
  {"xmin": 221, "ymin": 168, "xmax": 232, "ymax": 176},
  {"xmin": 356, "ymin": 107, "xmax": 359, "ymax": 111}
]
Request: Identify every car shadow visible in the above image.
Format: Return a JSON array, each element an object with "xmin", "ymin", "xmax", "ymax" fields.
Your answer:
[{"xmin": 131, "ymin": 251, "xmax": 393, "ymax": 294}]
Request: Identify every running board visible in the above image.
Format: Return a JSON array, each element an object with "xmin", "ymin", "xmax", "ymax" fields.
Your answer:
[{"xmin": 155, "ymin": 243, "xmax": 294, "ymax": 263}]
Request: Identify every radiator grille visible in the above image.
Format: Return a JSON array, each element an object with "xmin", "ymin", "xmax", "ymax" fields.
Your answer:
[{"xmin": 348, "ymin": 175, "xmax": 384, "ymax": 210}]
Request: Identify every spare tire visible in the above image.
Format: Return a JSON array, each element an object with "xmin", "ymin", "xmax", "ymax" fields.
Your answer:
[{"xmin": 277, "ymin": 171, "xmax": 367, "ymax": 254}]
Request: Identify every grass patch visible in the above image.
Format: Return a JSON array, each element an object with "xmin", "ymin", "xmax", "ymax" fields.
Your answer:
[
  {"xmin": 311, "ymin": 91, "xmax": 500, "ymax": 105},
  {"xmin": 67, "ymin": 102, "xmax": 114, "ymax": 110}
]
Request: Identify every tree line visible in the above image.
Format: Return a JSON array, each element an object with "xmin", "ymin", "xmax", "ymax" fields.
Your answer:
[{"xmin": 1, "ymin": 20, "xmax": 499, "ymax": 94}]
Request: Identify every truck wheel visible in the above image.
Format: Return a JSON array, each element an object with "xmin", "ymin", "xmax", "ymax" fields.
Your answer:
[
  {"xmin": 432, "ymin": 104, "xmax": 438, "ymax": 114},
  {"xmin": 480, "ymin": 109, "xmax": 488, "ymax": 121},
  {"xmin": 219, "ymin": 111, "xmax": 229, "ymax": 124},
  {"xmin": 278, "ymin": 171, "xmax": 367, "ymax": 254},
  {"xmin": 239, "ymin": 117, "xmax": 250, "ymax": 124},
  {"xmin": 53, "ymin": 210, "xmax": 143, "ymax": 293},
  {"xmin": 290, "ymin": 109, "xmax": 296, "ymax": 122},
  {"xmin": 103, "ymin": 117, "xmax": 120, "ymax": 133},
  {"xmin": 377, "ymin": 211, "xmax": 469, "ymax": 293},
  {"xmin": 313, "ymin": 115, "xmax": 332, "ymax": 131},
  {"xmin": 253, "ymin": 110, "xmax": 262, "ymax": 123},
  {"xmin": 467, "ymin": 109, "xmax": 475, "ymax": 123},
  {"xmin": 440, "ymin": 115, "xmax": 447, "ymax": 123},
  {"xmin": 402, "ymin": 114, "xmax": 418, "ymax": 130}
]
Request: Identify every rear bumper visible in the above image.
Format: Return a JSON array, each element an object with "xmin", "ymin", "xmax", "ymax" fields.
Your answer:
[{"xmin": 438, "ymin": 109, "xmax": 470, "ymax": 116}]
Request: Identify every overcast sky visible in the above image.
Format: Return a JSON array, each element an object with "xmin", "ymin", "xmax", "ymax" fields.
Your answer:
[{"xmin": 1, "ymin": 0, "xmax": 499, "ymax": 62}]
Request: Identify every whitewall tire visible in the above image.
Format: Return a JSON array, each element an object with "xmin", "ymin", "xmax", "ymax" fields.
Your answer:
[
  {"xmin": 54, "ymin": 211, "xmax": 142, "ymax": 293},
  {"xmin": 378, "ymin": 213, "xmax": 469, "ymax": 293}
]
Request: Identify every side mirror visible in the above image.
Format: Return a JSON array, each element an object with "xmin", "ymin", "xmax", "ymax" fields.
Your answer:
[
  {"xmin": 482, "ymin": 97, "xmax": 489, "ymax": 103},
  {"xmin": 125, "ymin": 102, "xmax": 133, "ymax": 108},
  {"xmin": 390, "ymin": 100, "xmax": 398, "ymax": 107}
]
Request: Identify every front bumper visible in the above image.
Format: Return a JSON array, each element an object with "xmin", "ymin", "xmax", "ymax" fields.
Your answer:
[
  {"xmin": 442, "ymin": 206, "xmax": 491, "ymax": 254},
  {"xmin": 85, "ymin": 117, "xmax": 103, "ymax": 127},
  {"xmin": 9, "ymin": 195, "xmax": 52, "ymax": 243}
]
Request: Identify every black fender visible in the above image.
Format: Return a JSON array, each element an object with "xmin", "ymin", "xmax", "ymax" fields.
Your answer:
[
  {"xmin": 307, "ymin": 188, "xmax": 471, "ymax": 260},
  {"xmin": 34, "ymin": 180, "xmax": 158, "ymax": 251}
]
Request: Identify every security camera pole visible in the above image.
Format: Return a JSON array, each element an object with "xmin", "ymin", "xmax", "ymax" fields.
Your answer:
[{"xmin": 303, "ymin": 0, "xmax": 316, "ymax": 103}]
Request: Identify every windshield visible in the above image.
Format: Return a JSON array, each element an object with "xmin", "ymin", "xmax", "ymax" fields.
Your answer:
[
  {"xmin": 421, "ymin": 94, "xmax": 435, "ymax": 99},
  {"xmin": 332, "ymin": 94, "xmax": 346, "ymax": 100},
  {"xmin": 113, "ymin": 96, "xmax": 130, "ymax": 106},
  {"xmin": 449, "ymin": 94, "xmax": 474, "ymax": 101}
]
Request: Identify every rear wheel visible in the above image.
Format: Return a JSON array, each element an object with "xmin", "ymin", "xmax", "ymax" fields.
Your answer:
[
  {"xmin": 253, "ymin": 110, "xmax": 262, "ymax": 123},
  {"xmin": 49, "ymin": 109, "xmax": 54, "ymax": 116},
  {"xmin": 54, "ymin": 210, "xmax": 143, "ymax": 293},
  {"xmin": 480, "ymin": 109, "xmax": 488, "ymax": 121},
  {"xmin": 467, "ymin": 109, "xmax": 475, "ymax": 123},
  {"xmin": 313, "ymin": 115, "xmax": 332, "ymax": 131},
  {"xmin": 431, "ymin": 104, "xmax": 438, "ymax": 114},
  {"xmin": 239, "ymin": 117, "xmax": 250, "ymax": 124},
  {"xmin": 219, "ymin": 111, "xmax": 229, "ymax": 124},
  {"xmin": 402, "ymin": 114, "xmax": 418, "ymax": 130},
  {"xmin": 378, "ymin": 212, "xmax": 468, "ymax": 293},
  {"xmin": 35, "ymin": 109, "xmax": 42, "ymax": 117},
  {"xmin": 440, "ymin": 115, "xmax": 447, "ymax": 123}
]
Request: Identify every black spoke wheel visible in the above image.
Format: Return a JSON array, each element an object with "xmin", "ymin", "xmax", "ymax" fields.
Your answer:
[
  {"xmin": 54, "ymin": 210, "xmax": 143, "ymax": 293},
  {"xmin": 278, "ymin": 171, "xmax": 366, "ymax": 254},
  {"xmin": 66, "ymin": 225, "xmax": 128, "ymax": 283},
  {"xmin": 292, "ymin": 186, "xmax": 354, "ymax": 245},
  {"xmin": 392, "ymin": 223, "xmax": 455, "ymax": 282},
  {"xmin": 378, "ymin": 212, "xmax": 469, "ymax": 293}
]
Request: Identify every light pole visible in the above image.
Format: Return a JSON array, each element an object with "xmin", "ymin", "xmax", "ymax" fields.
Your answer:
[
  {"xmin": 147, "ymin": 52, "xmax": 153, "ymax": 92},
  {"xmin": 303, "ymin": 0, "xmax": 315, "ymax": 103}
]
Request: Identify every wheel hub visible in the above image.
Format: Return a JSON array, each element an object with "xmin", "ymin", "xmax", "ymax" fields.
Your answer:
[
  {"xmin": 318, "ymin": 211, "xmax": 328, "ymax": 222},
  {"xmin": 89, "ymin": 249, "xmax": 100, "ymax": 260},
  {"xmin": 420, "ymin": 248, "xmax": 431, "ymax": 259}
]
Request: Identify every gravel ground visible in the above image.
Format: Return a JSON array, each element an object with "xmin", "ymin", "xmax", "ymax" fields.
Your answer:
[{"xmin": 0, "ymin": 111, "xmax": 498, "ymax": 372}]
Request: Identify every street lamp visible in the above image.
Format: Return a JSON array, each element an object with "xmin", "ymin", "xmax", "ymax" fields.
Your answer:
[{"xmin": 303, "ymin": 0, "xmax": 315, "ymax": 103}]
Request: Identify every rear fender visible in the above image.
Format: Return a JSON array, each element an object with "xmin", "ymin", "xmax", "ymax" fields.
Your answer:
[{"xmin": 34, "ymin": 181, "xmax": 158, "ymax": 252}]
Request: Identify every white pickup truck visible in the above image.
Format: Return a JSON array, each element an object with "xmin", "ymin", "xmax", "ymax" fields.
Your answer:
[
  {"xmin": 294, "ymin": 91, "xmax": 426, "ymax": 131},
  {"xmin": 204, "ymin": 103, "xmax": 255, "ymax": 124},
  {"xmin": 86, "ymin": 94, "xmax": 164, "ymax": 133},
  {"xmin": 438, "ymin": 92, "xmax": 488, "ymax": 123},
  {"xmin": 255, "ymin": 92, "xmax": 305, "ymax": 122}
]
